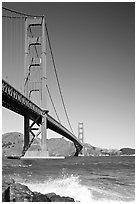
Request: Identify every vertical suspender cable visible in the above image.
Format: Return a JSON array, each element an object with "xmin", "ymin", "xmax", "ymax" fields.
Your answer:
[
  {"xmin": 46, "ymin": 84, "xmax": 61, "ymax": 124},
  {"xmin": 10, "ymin": 13, "xmax": 13, "ymax": 84},
  {"xmin": 45, "ymin": 22, "xmax": 74, "ymax": 135},
  {"xmin": 5, "ymin": 11, "xmax": 7, "ymax": 78},
  {"xmin": 20, "ymin": 17, "xmax": 22, "ymax": 93},
  {"xmin": 15, "ymin": 16, "xmax": 17, "ymax": 88},
  {"xmin": 2, "ymin": 8, "xmax": 74, "ymax": 134}
]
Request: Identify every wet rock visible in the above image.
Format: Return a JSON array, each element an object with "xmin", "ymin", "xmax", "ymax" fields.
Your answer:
[
  {"xmin": 2, "ymin": 177, "xmax": 75, "ymax": 202},
  {"xmin": 2, "ymin": 177, "xmax": 14, "ymax": 202},
  {"xmin": 46, "ymin": 192, "xmax": 56, "ymax": 199},
  {"xmin": 2, "ymin": 186, "xmax": 10, "ymax": 202},
  {"xmin": 61, "ymin": 196, "xmax": 75, "ymax": 202},
  {"xmin": 32, "ymin": 192, "xmax": 51, "ymax": 202},
  {"xmin": 47, "ymin": 194, "xmax": 75, "ymax": 202},
  {"xmin": 2, "ymin": 177, "xmax": 15, "ymax": 186},
  {"xmin": 10, "ymin": 182, "xmax": 33, "ymax": 202},
  {"xmin": 2, "ymin": 177, "xmax": 33, "ymax": 202}
]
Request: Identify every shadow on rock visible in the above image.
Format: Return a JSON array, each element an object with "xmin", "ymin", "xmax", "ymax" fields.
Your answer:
[{"xmin": 2, "ymin": 177, "xmax": 75, "ymax": 202}]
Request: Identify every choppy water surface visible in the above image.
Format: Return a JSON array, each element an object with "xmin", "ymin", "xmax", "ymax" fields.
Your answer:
[{"xmin": 3, "ymin": 156, "xmax": 135, "ymax": 202}]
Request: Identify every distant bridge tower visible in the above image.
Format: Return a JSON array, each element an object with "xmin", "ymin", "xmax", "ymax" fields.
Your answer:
[
  {"xmin": 78, "ymin": 122, "xmax": 84, "ymax": 155},
  {"xmin": 24, "ymin": 16, "xmax": 48, "ymax": 157}
]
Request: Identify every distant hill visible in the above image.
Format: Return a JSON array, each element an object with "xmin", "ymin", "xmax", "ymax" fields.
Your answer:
[
  {"xmin": 2, "ymin": 132, "xmax": 135, "ymax": 157},
  {"xmin": 82, "ymin": 143, "xmax": 122, "ymax": 156},
  {"xmin": 2, "ymin": 132, "xmax": 75, "ymax": 157},
  {"xmin": 120, "ymin": 148, "xmax": 135, "ymax": 155},
  {"xmin": 2, "ymin": 132, "xmax": 24, "ymax": 156}
]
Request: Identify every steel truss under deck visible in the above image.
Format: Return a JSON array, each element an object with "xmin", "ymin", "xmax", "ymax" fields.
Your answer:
[{"xmin": 2, "ymin": 79, "xmax": 83, "ymax": 156}]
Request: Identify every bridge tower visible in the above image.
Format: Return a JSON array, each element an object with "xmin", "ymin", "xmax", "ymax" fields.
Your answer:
[
  {"xmin": 23, "ymin": 16, "xmax": 48, "ymax": 157},
  {"xmin": 78, "ymin": 122, "xmax": 84, "ymax": 155}
]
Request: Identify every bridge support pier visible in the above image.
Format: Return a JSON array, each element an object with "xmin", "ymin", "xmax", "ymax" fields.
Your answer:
[
  {"xmin": 74, "ymin": 142, "xmax": 83, "ymax": 156},
  {"xmin": 23, "ymin": 17, "xmax": 49, "ymax": 158},
  {"xmin": 22, "ymin": 113, "xmax": 49, "ymax": 158},
  {"xmin": 24, "ymin": 115, "xmax": 30, "ymax": 149},
  {"xmin": 41, "ymin": 112, "xmax": 49, "ymax": 156}
]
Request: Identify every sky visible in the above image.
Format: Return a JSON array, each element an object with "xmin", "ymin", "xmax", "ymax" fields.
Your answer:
[{"xmin": 2, "ymin": 2, "xmax": 135, "ymax": 149}]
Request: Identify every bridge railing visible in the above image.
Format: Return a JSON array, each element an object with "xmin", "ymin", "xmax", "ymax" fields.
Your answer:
[
  {"xmin": 2, "ymin": 79, "xmax": 43, "ymax": 116},
  {"xmin": 47, "ymin": 114, "xmax": 81, "ymax": 143},
  {"xmin": 2, "ymin": 79, "xmax": 83, "ymax": 153}
]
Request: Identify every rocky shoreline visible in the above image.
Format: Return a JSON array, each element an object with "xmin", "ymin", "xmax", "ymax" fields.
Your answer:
[{"xmin": 2, "ymin": 177, "xmax": 75, "ymax": 202}]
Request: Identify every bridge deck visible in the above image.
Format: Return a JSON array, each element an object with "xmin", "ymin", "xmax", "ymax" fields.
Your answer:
[{"xmin": 2, "ymin": 80, "xmax": 83, "ymax": 151}]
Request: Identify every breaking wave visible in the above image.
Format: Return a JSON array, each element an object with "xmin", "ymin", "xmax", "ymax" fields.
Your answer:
[{"xmin": 22, "ymin": 174, "xmax": 93, "ymax": 202}]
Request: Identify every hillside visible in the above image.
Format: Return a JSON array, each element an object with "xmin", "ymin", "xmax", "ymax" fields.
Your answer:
[
  {"xmin": 82, "ymin": 143, "xmax": 122, "ymax": 156},
  {"xmin": 2, "ymin": 132, "xmax": 75, "ymax": 157},
  {"xmin": 2, "ymin": 132, "xmax": 24, "ymax": 156},
  {"xmin": 2, "ymin": 132, "xmax": 135, "ymax": 157},
  {"xmin": 120, "ymin": 148, "xmax": 135, "ymax": 155}
]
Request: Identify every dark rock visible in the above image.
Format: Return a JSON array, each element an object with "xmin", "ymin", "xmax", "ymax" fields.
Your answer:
[
  {"xmin": 2, "ymin": 186, "xmax": 10, "ymax": 202},
  {"xmin": 2, "ymin": 177, "xmax": 15, "ymax": 186},
  {"xmin": 61, "ymin": 196, "xmax": 75, "ymax": 202},
  {"xmin": 2, "ymin": 178, "xmax": 33, "ymax": 202},
  {"xmin": 49, "ymin": 194, "xmax": 75, "ymax": 202},
  {"xmin": 2, "ymin": 177, "xmax": 75, "ymax": 202},
  {"xmin": 2, "ymin": 177, "xmax": 14, "ymax": 201},
  {"xmin": 46, "ymin": 192, "xmax": 57, "ymax": 199},
  {"xmin": 32, "ymin": 192, "xmax": 51, "ymax": 202},
  {"xmin": 10, "ymin": 182, "xmax": 33, "ymax": 202}
]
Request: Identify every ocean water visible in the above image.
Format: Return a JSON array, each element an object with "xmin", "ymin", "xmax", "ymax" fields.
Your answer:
[{"xmin": 2, "ymin": 156, "xmax": 135, "ymax": 202}]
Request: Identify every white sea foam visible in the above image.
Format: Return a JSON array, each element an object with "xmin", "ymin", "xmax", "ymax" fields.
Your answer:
[
  {"xmin": 13, "ymin": 173, "xmax": 134, "ymax": 202},
  {"xmin": 22, "ymin": 174, "xmax": 93, "ymax": 202},
  {"xmin": 18, "ymin": 164, "xmax": 32, "ymax": 167}
]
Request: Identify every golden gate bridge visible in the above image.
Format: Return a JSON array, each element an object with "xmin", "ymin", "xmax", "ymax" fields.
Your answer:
[{"xmin": 2, "ymin": 7, "xmax": 83, "ymax": 158}]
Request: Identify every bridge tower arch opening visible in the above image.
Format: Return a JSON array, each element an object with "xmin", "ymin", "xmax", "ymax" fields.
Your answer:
[{"xmin": 24, "ymin": 16, "xmax": 48, "ymax": 157}]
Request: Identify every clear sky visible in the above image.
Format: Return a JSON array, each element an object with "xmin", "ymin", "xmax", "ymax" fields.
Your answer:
[{"xmin": 2, "ymin": 2, "xmax": 135, "ymax": 149}]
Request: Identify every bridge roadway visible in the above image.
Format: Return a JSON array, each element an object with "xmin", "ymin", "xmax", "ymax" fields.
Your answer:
[{"xmin": 2, "ymin": 79, "xmax": 83, "ymax": 156}]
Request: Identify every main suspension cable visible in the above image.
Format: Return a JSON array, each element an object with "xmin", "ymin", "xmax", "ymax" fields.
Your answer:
[
  {"xmin": 45, "ymin": 22, "xmax": 74, "ymax": 135},
  {"xmin": 2, "ymin": 7, "xmax": 74, "ymax": 134},
  {"xmin": 46, "ymin": 85, "xmax": 61, "ymax": 124},
  {"xmin": 2, "ymin": 6, "xmax": 43, "ymax": 18}
]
